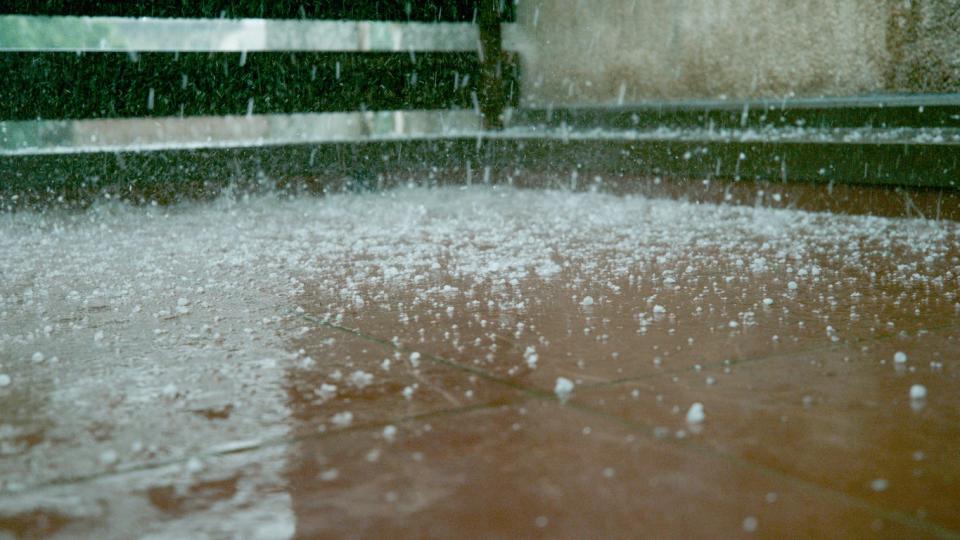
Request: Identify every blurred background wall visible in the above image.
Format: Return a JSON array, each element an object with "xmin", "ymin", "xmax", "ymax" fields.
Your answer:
[{"xmin": 514, "ymin": 0, "xmax": 960, "ymax": 105}]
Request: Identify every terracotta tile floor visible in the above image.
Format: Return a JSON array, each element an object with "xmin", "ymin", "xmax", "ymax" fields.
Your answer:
[{"xmin": 1, "ymin": 184, "xmax": 958, "ymax": 538}]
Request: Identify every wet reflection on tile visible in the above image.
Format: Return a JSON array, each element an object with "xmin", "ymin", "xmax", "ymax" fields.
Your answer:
[
  {"xmin": 283, "ymin": 400, "xmax": 934, "ymax": 539},
  {"xmin": 572, "ymin": 327, "xmax": 960, "ymax": 531}
]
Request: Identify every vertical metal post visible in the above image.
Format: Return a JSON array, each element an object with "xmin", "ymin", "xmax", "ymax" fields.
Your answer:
[{"xmin": 478, "ymin": 0, "xmax": 506, "ymax": 129}]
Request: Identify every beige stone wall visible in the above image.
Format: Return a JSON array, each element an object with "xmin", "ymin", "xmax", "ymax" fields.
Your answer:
[
  {"xmin": 887, "ymin": 0, "xmax": 960, "ymax": 93},
  {"xmin": 512, "ymin": 0, "xmax": 959, "ymax": 105}
]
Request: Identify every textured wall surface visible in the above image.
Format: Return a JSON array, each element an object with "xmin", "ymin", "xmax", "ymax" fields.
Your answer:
[
  {"xmin": 886, "ymin": 0, "xmax": 960, "ymax": 93},
  {"xmin": 514, "ymin": 0, "xmax": 959, "ymax": 105}
]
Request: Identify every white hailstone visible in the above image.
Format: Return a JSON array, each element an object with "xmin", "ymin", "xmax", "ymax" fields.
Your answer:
[
  {"xmin": 161, "ymin": 383, "xmax": 179, "ymax": 398},
  {"xmin": 870, "ymin": 478, "xmax": 889, "ymax": 492},
  {"xmin": 580, "ymin": 296, "xmax": 594, "ymax": 306},
  {"xmin": 787, "ymin": 281, "xmax": 798, "ymax": 291},
  {"xmin": 686, "ymin": 402, "xmax": 705, "ymax": 424},
  {"xmin": 909, "ymin": 384, "xmax": 927, "ymax": 400},
  {"xmin": 554, "ymin": 377, "xmax": 574, "ymax": 401},
  {"xmin": 382, "ymin": 425, "xmax": 398, "ymax": 442},
  {"xmin": 331, "ymin": 411, "xmax": 353, "ymax": 428},
  {"xmin": 409, "ymin": 352, "xmax": 421, "ymax": 368},
  {"xmin": 185, "ymin": 457, "xmax": 204, "ymax": 473},
  {"xmin": 653, "ymin": 305, "xmax": 666, "ymax": 314},
  {"xmin": 315, "ymin": 383, "xmax": 337, "ymax": 402},
  {"xmin": 0, "ymin": 374, "xmax": 10, "ymax": 387},
  {"xmin": 320, "ymin": 468, "xmax": 339, "ymax": 481},
  {"xmin": 31, "ymin": 352, "xmax": 44, "ymax": 363},
  {"xmin": 894, "ymin": 351, "xmax": 908, "ymax": 364},
  {"xmin": 402, "ymin": 385, "xmax": 416, "ymax": 400},
  {"xmin": 742, "ymin": 516, "xmax": 758, "ymax": 533},
  {"xmin": 762, "ymin": 298, "xmax": 774, "ymax": 306},
  {"xmin": 523, "ymin": 346, "xmax": 538, "ymax": 369},
  {"xmin": 99, "ymin": 449, "xmax": 118, "ymax": 466},
  {"xmin": 348, "ymin": 370, "xmax": 374, "ymax": 389}
]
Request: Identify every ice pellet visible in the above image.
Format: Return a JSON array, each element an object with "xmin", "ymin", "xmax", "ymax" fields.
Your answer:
[
  {"xmin": 686, "ymin": 402, "xmax": 705, "ymax": 424},
  {"xmin": 554, "ymin": 377, "xmax": 575, "ymax": 401},
  {"xmin": 331, "ymin": 411, "xmax": 354, "ymax": 427}
]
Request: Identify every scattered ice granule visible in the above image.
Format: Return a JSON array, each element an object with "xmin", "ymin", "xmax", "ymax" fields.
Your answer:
[
  {"xmin": 554, "ymin": 377, "xmax": 574, "ymax": 401},
  {"xmin": 787, "ymin": 281, "xmax": 798, "ymax": 291},
  {"xmin": 535, "ymin": 516, "xmax": 549, "ymax": 528},
  {"xmin": 99, "ymin": 449, "xmax": 118, "ymax": 466},
  {"xmin": 909, "ymin": 384, "xmax": 927, "ymax": 400},
  {"xmin": 894, "ymin": 351, "xmax": 908, "ymax": 364},
  {"xmin": 440, "ymin": 285, "xmax": 458, "ymax": 296},
  {"xmin": 161, "ymin": 384, "xmax": 179, "ymax": 399},
  {"xmin": 185, "ymin": 456, "xmax": 204, "ymax": 473},
  {"xmin": 177, "ymin": 297, "xmax": 190, "ymax": 307},
  {"xmin": 602, "ymin": 467, "xmax": 615, "ymax": 478},
  {"xmin": 402, "ymin": 385, "xmax": 416, "ymax": 400},
  {"xmin": 0, "ymin": 374, "xmax": 10, "ymax": 387},
  {"xmin": 652, "ymin": 305, "xmax": 666, "ymax": 314},
  {"xmin": 524, "ymin": 346, "xmax": 538, "ymax": 369},
  {"xmin": 762, "ymin": 297, "xmax": 774, "ymax": 306},
  {"xmin": 383, "ymin": 425, "xmax": 397, "ymax": 442},
  {"xmin": 331, "ymin": 411, "xmax": 354, "ymax": 428},
  {"xmin": 580, "ymin": 296, "xmax": 594, "ymax": 307},
  {"xmin": 320, "ymin": 468, "xmax": 339, "ymax": 481},
  {"xmin": 380, "ymin": 359, "xmax": 391, "ymax": 371},
  {"xmin": 409, "ymin": 352, "xmax": 421, "ymax": 368},
  {"xmin": 94, "ymin": 330, "xmax": 105, "ymax": 342},
  {"xmin": 315, "ymin": 383, "xmax": 337, "ymax": 402},
  {"xmin": 705, "ymin": 376, "xmax": 716, "ymax": 386},
  {"xmin": 742, "ymin": 516, "xmax": 758, "ymax": 533},
  {"xmin": 348, "ymin": 370, "xmax": 374, "ymax": 389},
  {"xmin": 685, "ymin": 403, "xmax": 705, "ymax": 424},
  {"xmin": 366, "ymin": 448, "xmax": 381, "ymax": 462},
  {"xmin": 31, "ymin": 352, "xmax": 44, "ymax": 363},
  {"xmin": 870, "ymin": 478, "xmax": 889, "ymax": 492}
]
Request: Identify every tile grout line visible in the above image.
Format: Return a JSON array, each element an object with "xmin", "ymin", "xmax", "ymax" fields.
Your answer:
[
  {"xmin": 316, "ymin": 316, "xmax": 960, "ymax": 540},
  {"xmin": 583, "ymin": 320, "xmax": 959, "ymax": 390}
]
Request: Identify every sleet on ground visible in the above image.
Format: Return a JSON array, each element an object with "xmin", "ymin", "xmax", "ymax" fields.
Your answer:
[{"xmin": 1, "ymin": 186, "xmax": 958, "ymax": 539}]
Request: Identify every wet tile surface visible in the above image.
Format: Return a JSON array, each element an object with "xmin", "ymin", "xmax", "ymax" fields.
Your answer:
[
  {"xmin": 285, "ymin": 400, "xmax": 937, "ymax": 539},
  {"xmin": 1, "ymin": 186, "xmax": 958, "ymax": 538}
]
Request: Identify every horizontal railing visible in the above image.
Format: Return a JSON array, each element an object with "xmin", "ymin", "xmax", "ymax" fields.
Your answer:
[
  {"xmin": 0, "ymin": 110, "xmax": 481, "ymax": 155},
  {"xmin": 0, "ymin": 15, "xmax": 524, "ymax": 52}
]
